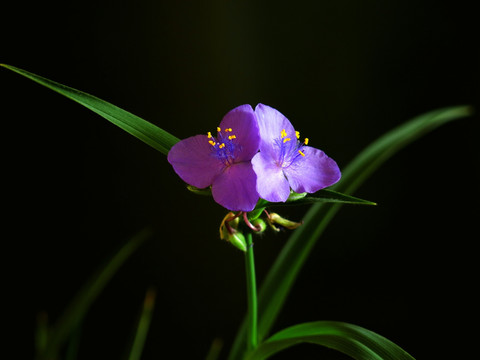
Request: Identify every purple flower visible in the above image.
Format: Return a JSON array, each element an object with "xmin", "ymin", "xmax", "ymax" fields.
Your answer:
[
  {"xmin": 252, "ymin": 104, "xmax": 341, "ymax": 203},
  {"xmin": 167, "ymin": 105, "xmax": 260, "ymax": 211}
]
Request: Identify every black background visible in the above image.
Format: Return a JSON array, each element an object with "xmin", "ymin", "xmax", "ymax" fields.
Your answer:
[{"xmin": 2, "ymin": 1, "xmax": 479, "ymax": 359}]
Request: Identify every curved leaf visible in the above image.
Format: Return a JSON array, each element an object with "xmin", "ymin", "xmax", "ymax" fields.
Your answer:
[
  {"xmin": 228, "ymin": 105, "xmax": 473, "ymax": 360},
  {"xmin": 0, "ymin": 64, "xmax": 179, "ymax": 155},
  {"xmin": 247, "ymin": 321, "xmax": 415, "ymax": 360}
]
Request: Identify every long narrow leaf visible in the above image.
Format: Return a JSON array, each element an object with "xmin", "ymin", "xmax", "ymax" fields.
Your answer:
[
  {"xmin": 272, "ymin": 189, "xmax": 377, "ymax": 207},
  {"xmin": 229, "ymin": 105, "xmax": 472, "ymax": 359},
  {"xmin": 127, "ymin": 287, "xmax": 157, "ymax": 360},
  {"xmin": 247, "ymin": 190, "xmax": 375, "ymax": 221},
  {"xmin": 37, "ymin": 228, "xmax": 152, "ymax": 360},
  {"xmin": 0, "ymin": 64, "xmax": 179, "ymax": 155},
  {"xmin": 247, "ymin": 321, "xmax": 415, "ymax": 360}
]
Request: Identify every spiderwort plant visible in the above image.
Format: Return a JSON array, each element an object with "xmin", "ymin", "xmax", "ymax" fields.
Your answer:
[
  {"xmin": 167, "ymin": 102, "xmax": 343, "ymax": 353},
  {"xmin": 4, "ymin": 64, "xmax": 464, "ymax": 359}
]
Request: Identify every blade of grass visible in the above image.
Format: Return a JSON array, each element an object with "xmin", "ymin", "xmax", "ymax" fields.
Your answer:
[
  {"xmin": 0, "ymin": 64, "xmax": 179, "ymax": 155},
  {"xmin": 127, "ymin": 287, "xmax": 157, "ymax": 360},
  {"xmin": 228, "ymin": 105, "xmax": 473, "ymax": 360}
]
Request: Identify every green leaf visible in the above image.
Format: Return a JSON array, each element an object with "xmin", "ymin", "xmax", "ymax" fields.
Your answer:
[
  {"xmin": 228, "ymin": 105, "xmax": 473, "ymax": 360},
  {"xmin": 271, "ymin": 189, "xmax": 376, "ymax": 207},
  {"xmin": 127, "ymin": 287, "xmax": 157, "ymax": 360},
  {"xmin": 246, "ymin": 321, "xmax": 415, "ymax": 360},
  {"xmin": 0, "ymin": 64, "xmax": 179, "ymax": 155},
  {"xmin": 36, "ymin": 228, "xmax": 152, "ymax": 360},
  {"xmin": 247, "ymin": 190, "xmax": 374, "ymax": 222}
]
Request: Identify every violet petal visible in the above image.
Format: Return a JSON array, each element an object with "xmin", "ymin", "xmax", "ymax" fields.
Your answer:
[
  {"xmin": 167, "ymin": 134, "xmax": 224, "ymax": 189},
  {"xmin": 255, "ymin": 103, "xmax": 296, "ymax": 157},
  {"xmin": 211, "ymin": 161, "xmax": 259, "ymax": 211},
  {"xmin": 218, "ymin": 104, "xmax": 260, "ymax": 162},
  {"xmin": 251, "ymin": 152, "xmax": 291, "ymax": 202},
  {"xmin": 283, "ymin": 146, "xmax": 341, "ymax": 194}
]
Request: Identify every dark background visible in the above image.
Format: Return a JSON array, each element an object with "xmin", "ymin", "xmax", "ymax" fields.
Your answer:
[{"xmin": 2, "ymin": 1, "xmax": 478, "ymax": 359}]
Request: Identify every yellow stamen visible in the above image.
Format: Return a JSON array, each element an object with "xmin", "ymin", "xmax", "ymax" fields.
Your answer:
[
  {"xmin": 281, "ymin": 129, "xmax": 287, "ymax": 138},
  {"xmin": 217, "ymin": 127, "xmax": 221, "ymax": 132},
  {"xmin": 219, "ymin": 143, "xmax": 226, "ymax": 149},
  {"xmin": 283, "ymin": 137, "xmax": 291, "ymax": 143},
  {"xmin": 298, "ymin": 150, "xmax": 305, "ymax": 157},
  {"xmin": 209, "ymin": 140, "xmax": 216, "ymax": 146},
  {"xmin": 207, "ymin": 131, "xmax": 212, "ymax": 138},
  {"xmin": 228, "ymin": 135, "xmax": 236, "ymax": 140},
  {"xmin": 304, "ymin": 138, "xmax": 309, "ymax": 145},
  {"xmin": 295, "ymin": 131, "xmax": 300, "ymax": 139},
  {"xmin": 225, "ymin": 128, "xmax": 233, "ymax": 132}
]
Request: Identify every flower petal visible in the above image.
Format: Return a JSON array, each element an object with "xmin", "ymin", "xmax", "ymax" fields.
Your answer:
[
  {"xmin": 211, "ymin": 162, "xmax": 259, "ymax": 211},
  {"xmin": 283, "ymin": 146, "xmax": 341, "ymax": 194},
  {"xmin": 167, "ymin": 134, "xmax": 224, "ymax": 189},
  {"xmin": 251, "ymin": 152, "xmax": 291, "ymax": 202},
  {"xmin": 219, "ymin": 104, "xmax": 260, "ymax": 162},
  {"xmin": 255, "ymin": 103, "xmax": 296, "ymax": 157}
]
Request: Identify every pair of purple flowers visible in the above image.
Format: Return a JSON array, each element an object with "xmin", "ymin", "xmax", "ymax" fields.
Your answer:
[{"xmin": 167, "ymin": 104, "xmax": 341, "ymax": 212}]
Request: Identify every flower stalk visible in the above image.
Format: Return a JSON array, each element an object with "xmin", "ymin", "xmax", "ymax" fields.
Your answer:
[{"xmin": 244, "ymin": 231, "xmax": 258, "ymax": 351}]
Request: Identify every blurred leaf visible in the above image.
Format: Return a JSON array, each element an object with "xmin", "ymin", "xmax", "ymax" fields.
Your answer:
[
  {"xmin": 246, "ymin": 321, "xmax": 415, "ymax": 360},
  {"xmin": 205, "ymin": 338, "xmax": 224, "ymax": 360},
  {"xmin": 37, "ymin": 228, "xmax": 152, "ymax": 360},
  {"xmin": 0, "ymin": 64, "xmax": 179, "ymax": 155},
  {"xmin": 127, "ymin": 287, "xmax": 157, "ymax": 360},
  {"xmin": 35, "ymin": 312, "xmax": 49, "ymax": 355},
  {"xmin": 228, "ymin": 105, "xmax": 473, "ymax": 360}
]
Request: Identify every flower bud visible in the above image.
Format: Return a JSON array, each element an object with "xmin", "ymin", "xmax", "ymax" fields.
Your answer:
[
  {"xmin": 251, "ymin": 218, "xmax": 267, "ymax": 233},
  {"xmin": 267, "ymin": 212, "xmax": 303, "ymax": 231},
  {"xmin": 226, "ymin": 230, "xmax": 247, "ymax": 252},
  {"xmin": 219, "ymin": 212, "xmax": 240, "ymax": 239}
]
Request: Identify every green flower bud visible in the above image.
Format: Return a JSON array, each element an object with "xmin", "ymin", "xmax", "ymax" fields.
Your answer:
[
  {"xmin": 219, "ymin": 212, "xmax": 240, "ymax": 240},
  {"xmin": 267, "ymin": 212, "xmax": 303, "ymax": 231},
  {"xmin": 227, "ymin": 231, "xmax": 247, "ymax": 252},
  {"xmin": 251, "ymin": 218, "xmax": 267, "ymax": 233}
]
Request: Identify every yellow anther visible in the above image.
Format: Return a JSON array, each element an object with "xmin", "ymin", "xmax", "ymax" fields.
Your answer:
[
  {"xmin": 281, "ymin": 129, "xmax": 287, "ymax": 138},
  {"xmin": 217, "ymin": 127, "xmax": 221, "ymax": 132},
  {"xmin": 207, "ymin": 131, "xmax": 212, "ymax": 138},
  {"xmin": 228, "ymin": 135, "xmax": 236, "ymax": 140},
  {"xmin": 283, "ymin": 137, "xmax": 291, "ymax": 143},
  {"xmin": 225, "ymin": 128, "xmax": 233, "ymax": 132},
  {"xmin": 219, "ymin": 143, "xmax": 226, "ymax": 149},
  {"xmin": 298, "ymin": 150, "xmax": 306, "ymax": 157},
  {"xmin": 295, "ymin": 131, "xmax": 300, "ymax": 139},
  {"xmin": 304, "ymin": 138, "xmax": 309, "ymax": 145},
  {"xmin": 208, "ymin": 140, "xmax": 216, "ymax": 146}
]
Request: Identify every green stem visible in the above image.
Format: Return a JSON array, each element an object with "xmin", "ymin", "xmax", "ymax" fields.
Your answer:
[{"xmin": 244, "ymin": 231, "xmax": 258, "ymax": 352}]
